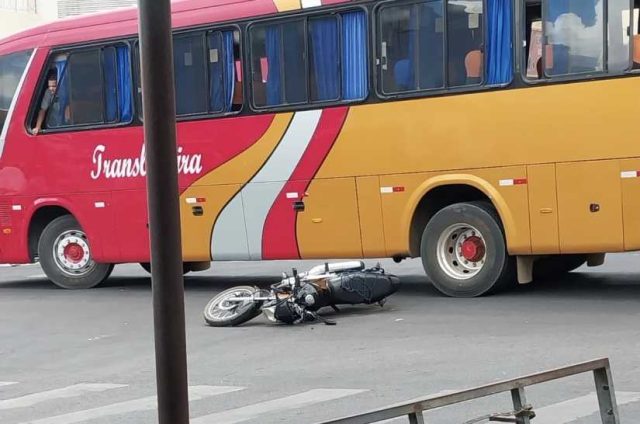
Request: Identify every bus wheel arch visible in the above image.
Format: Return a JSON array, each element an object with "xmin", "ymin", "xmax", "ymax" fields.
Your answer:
[
  {"xmin": 28, "ymin": 205, "xmax": 73, "ymax": 262},
  {"xmin": 406, "ymin": 176, "xmax": 517, "ymax": 258}
]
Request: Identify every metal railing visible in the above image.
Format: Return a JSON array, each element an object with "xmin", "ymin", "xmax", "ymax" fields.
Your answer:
[
  {"xmin": 317, "ymin": 358, "xmax": 619, "ymax": 424},
  {"xmin": 0, "ymin": 0, "xmax": 37, "ymax": 13}
]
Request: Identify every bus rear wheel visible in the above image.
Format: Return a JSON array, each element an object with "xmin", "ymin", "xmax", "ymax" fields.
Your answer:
[
  {"xmin": 420, "ymin": 201, "xmax": 514, "ymax": 297},
  {"xmin": 38, "ymin": 215, "xmax": 113, "ymax": 289}
]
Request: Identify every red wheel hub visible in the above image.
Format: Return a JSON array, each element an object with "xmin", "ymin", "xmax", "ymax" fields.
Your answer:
[
  {"xmin": 63, "ymin": 243, "xmax": 85, "ymax": 263},
  {"xmin": 460, "ymin": 236, "xmax": 485, "ymax": 262}
]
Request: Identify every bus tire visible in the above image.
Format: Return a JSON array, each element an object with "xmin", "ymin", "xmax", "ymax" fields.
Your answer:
[
  {"xmin": 533, "ymin": 254, "xmax": 587, "ymax": 280},
  {"xmin": 38, "ymin": 215, "xmax": 113, "ymax": 289},
  {"xmin": 420, "ymin": 201, "xmax": 514, "ymax": 298}
]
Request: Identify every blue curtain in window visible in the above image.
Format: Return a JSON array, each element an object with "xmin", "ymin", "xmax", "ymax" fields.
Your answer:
[
  {"xmin": 223, "ymin": 31, "xmax": 235, "ymax": 112},
  {"xmin": 309, "ymin": 17, "xmax": 339, "ymax": 101},
  {"xmin": 116, "ymin": 46, "xmax": 132, "ymax": 122},
  {"xmin": 342, "ymin": 11, "xmax": 368, "ymax": 100},
  {"xmin": 103, "ymin": 49, "xmax": 118, "ymax": 122},
  {"xmin": 486, "ymin": 0, "xmax": 513, "ymax": 85},
  {"xmin": 265, "ymin": 25, "xmax": 282, "ymax": 106},
  {"xmin": 209, "ymin": 32, "xmax": 224, "ymax": 112}
]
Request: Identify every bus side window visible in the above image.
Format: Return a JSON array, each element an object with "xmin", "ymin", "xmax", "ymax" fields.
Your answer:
[
  {"xmin": 250, "ymin": 20, "xmax": 308, "ymax": 107},
  {"xmin": 631, "ymin": 0, "xmax": 640, "ymax": 69},
  {"xmin": 174, "ymin": 33, "xmax": 208, "ymax": 116},
  {"xmin": 38, "ymin": 45, "xmax": 133, "ymax": 132},
  {"xmin": 379, "ymin": 1, "xmax": 445, "ymax": 94},
  {"xmin": 447, "ymin": 0, "xmax": 483, "ymax": 87},
  {"xmin": 524, "ymin": 2, "xmax": 543, "ymax": 79},
  {"xmin": 207, "ymin": 29, "xmax": 242, "ymax": 114},
  {"xmin": 47, "ymin": 50, "xmax": 105, "ymax": 128},
  {"xmin": 543, "ymin": 0, "xmax": 604, "ymax": 76},
  {"xmin": 308, "ymin": 11, "xmax": 368, "ymax": 102},
  {"xmin": 608, "ymin": 0, "xmax": 639, "ymax": 72}
]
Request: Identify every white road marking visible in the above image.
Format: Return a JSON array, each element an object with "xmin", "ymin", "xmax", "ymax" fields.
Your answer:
[
  {"xmin": 18, "ymin": 385, "xmax": 243, "ymax": 424},
  {"xmin": 0, "ymin": 383, "xmax": 127, "ymax": 410},
  {"xmin": 192, "ymin": 388, "xmax": 367, "ymax": 424},
  {"xmin": 0, "ymin": 382, "xmax": 18, "ymax": 387},
  {"xmin": 534, "ymin": 391, "xmax": 640, "ymax": 424},
  {"xmin": 86, "ymin": 335, "xmax": 113, "ymax": 342},
  {"xmin": 374, "ymin": 390, "xmax": 459, "ymax": 424},
  {"xmin": 27, "ymin": 274, "xmax": 47, "ymax": 279}
]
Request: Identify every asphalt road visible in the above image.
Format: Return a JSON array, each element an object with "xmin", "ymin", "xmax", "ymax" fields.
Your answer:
[{"xmin": 1, "ymin": 253, "xmax": 639, "ymax": 424}]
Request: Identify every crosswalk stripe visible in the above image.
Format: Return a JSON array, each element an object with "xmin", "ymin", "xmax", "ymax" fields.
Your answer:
[
  {"xmin": 0, "ymin": 382, "xmax": 18, "ymax": 387},
  {"xmin": 19, "ymin": 385, "xmax": 243, "ymax": 424},
  {"xmin": 0, "ymin": 383, "xmax": 126, "ymax": 410},
  {"xmin": 192, "ymin": 388, "xmax": 367, "ymax": 424},
  {"xmin": 532, "ymin": 391, "xmax": 640, "ymax": 424},
  {"xmin": 374, "ymin": 390, "xmax": 459, "ymax": 424}
]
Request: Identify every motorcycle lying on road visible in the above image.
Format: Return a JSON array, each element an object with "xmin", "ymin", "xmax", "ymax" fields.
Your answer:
[{"xmin": 203, "ymin": 261, "xmax": 400, "ymax": 327}]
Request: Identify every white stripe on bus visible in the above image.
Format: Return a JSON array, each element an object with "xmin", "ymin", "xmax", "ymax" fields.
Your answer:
[
  {"xmin": 302, "ymin": 0, "xmax": 322, "ymax": 8},
  {"xmin": 621, "ymin": 170, "xmax": 639, "ymax": 179},
  {"xmin": 211, "ymin": 110, "xmax": 322, "ymax": 261}
]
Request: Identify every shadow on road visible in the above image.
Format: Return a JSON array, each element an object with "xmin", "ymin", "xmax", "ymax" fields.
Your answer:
[{"xmin": 1, "ymin": 269, "xmax": 639, "ymax": 302}]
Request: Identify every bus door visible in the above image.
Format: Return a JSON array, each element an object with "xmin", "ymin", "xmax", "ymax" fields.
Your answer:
[
  {"xmin": 620, "ymin": 158, "xmax": 640, "ymax": 251},
  {"xmin": 556, "ymin": 160, "xmax": 624, "ymax": 253}
]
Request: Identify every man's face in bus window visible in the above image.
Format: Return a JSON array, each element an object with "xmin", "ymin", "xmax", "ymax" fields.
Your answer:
[{"xmin": 47, "ymin": 78, "xmax": 57, "ymax": 93}]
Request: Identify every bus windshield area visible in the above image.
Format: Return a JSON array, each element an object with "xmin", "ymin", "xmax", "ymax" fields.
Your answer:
[{"xmin": 0, "ymin": 50, "xmax": 32, "ymax": 135}]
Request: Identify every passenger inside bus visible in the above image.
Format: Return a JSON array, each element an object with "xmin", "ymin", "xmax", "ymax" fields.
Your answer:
[{"xmin": 33, "ymin": 69, "xmax": 69, "ymax": 134}]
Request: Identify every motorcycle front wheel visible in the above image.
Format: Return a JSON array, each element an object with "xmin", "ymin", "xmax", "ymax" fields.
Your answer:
[{"xmin": 203, "ymin": 286, "xmax": 263, "ymax": 327}]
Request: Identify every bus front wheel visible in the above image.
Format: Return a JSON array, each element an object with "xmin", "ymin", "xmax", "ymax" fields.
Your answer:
[
  {"xmin": 38, "ymin": 215, "xmax": 114, "ymax": 289},
  {"xmin": 420, "ymin": 201, "xmax": 514, "ymax": 298}
]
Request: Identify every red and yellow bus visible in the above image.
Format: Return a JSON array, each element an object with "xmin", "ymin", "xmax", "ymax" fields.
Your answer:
[{"xmin": 1, "ymin": 0, "xmax": 639, "ymax": 296}]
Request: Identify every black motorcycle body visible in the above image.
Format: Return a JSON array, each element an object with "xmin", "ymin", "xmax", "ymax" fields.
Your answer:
[{"xmin": 204, "ymin": 262, "xmax": 400, "ymax": 327}]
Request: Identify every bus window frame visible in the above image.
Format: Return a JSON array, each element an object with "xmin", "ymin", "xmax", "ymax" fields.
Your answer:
[
  {"xmin": 246, "ymin": 4, "xmax": 371, "ymax": 114},
  {"xmin": 373, "ymin": 0, "xmax": 497, "ymax": 101},
  {"xmin": 519, "ymin": 0, "xmax": 639, "ymax": 86},
  {"xmin": 27, "ymin": 39, "xmax": 136, "ymax": 136}
]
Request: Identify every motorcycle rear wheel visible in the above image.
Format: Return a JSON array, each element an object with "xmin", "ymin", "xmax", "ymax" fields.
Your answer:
[{"xmin": 204, "ymin": 286, "xmax": 263, "ymax": 327}]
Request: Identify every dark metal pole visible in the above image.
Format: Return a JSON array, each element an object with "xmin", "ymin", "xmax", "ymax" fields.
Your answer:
[{"xmin": 137, "ymin": 1, "xmax": 190, "ymax": 423}]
